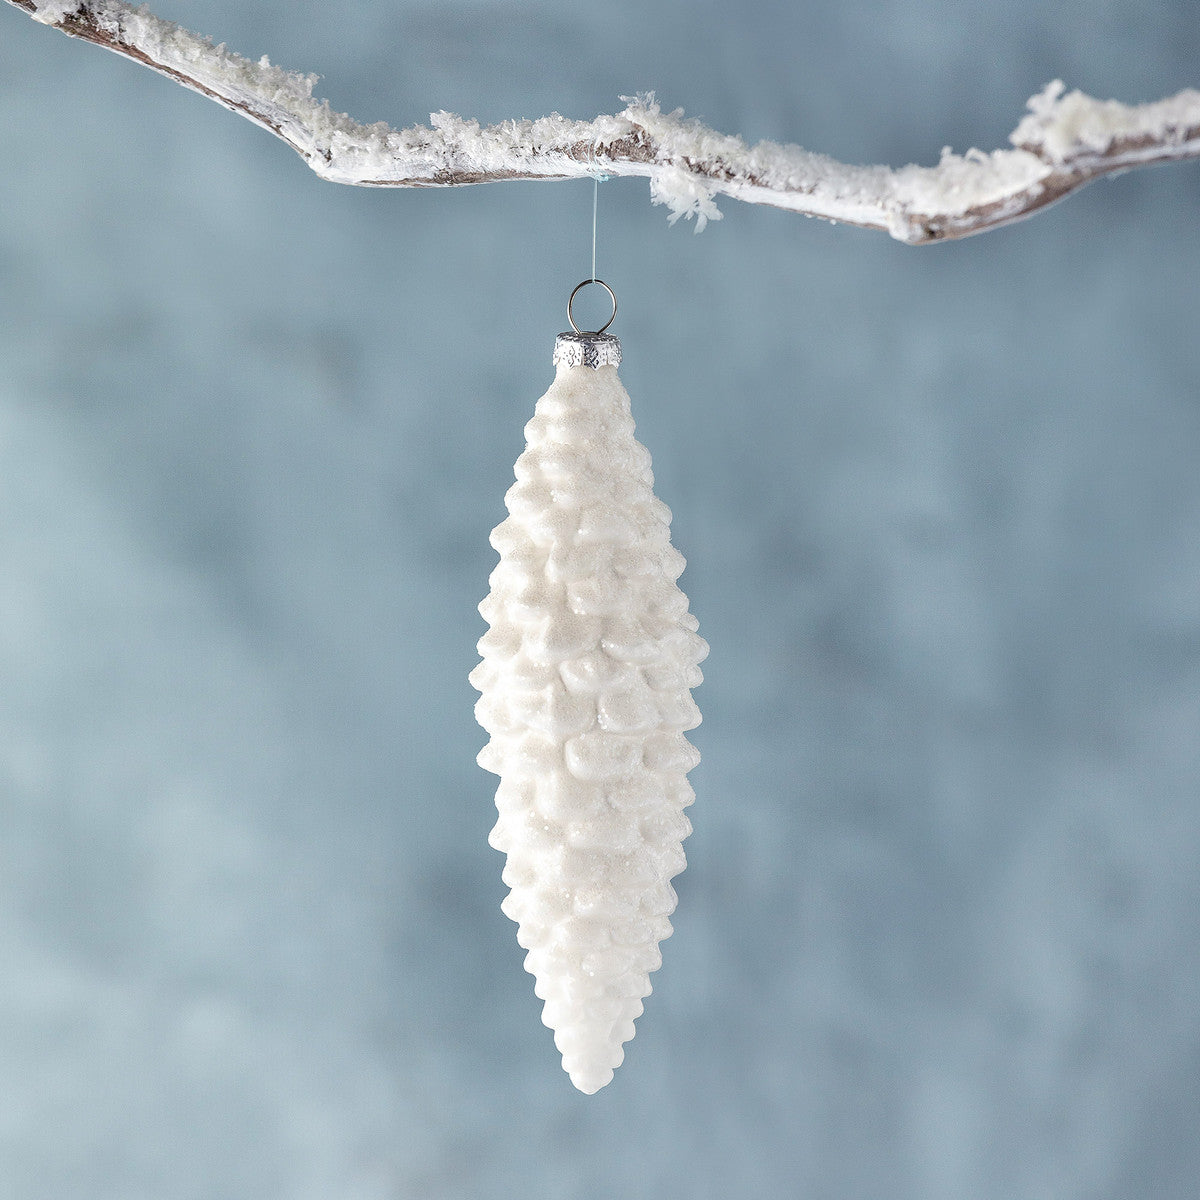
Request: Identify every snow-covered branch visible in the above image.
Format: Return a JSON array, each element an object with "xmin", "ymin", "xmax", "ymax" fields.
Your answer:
[{"xmin": 10, "ymin": 0, "xmax": 1200, "ymax": 243}]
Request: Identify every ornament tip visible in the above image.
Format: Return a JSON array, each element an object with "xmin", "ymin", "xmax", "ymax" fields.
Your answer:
[{"xmin": 568, "ymin": 1065, "xmax": 615, "ymax": 1095}]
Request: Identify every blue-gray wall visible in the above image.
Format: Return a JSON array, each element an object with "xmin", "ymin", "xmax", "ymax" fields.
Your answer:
[{"xmin": 2, "ymin": 3, "xmax": 1199, "ymax": 1197}]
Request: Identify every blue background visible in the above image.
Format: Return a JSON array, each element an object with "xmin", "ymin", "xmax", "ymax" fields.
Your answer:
[{"xmin": 2, "ymin": 2, "xmax": 1200, "ymax": 1196}]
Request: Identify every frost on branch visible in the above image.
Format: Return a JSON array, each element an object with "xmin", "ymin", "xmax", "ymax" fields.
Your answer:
[
  {"xmin": 30, "ymin": 0, "xmax": 79, "ymax": 22},
  {"xmin": 1012, "ymin": 79, "xmax": 1200, "ymax": 164},
  {"xmin": 647, "ymin": 165, "xmax": 722, "ymax": 231},
  {"xmin": 10, "ymin": 0, "xmax": 1200, "ymax": 242}
]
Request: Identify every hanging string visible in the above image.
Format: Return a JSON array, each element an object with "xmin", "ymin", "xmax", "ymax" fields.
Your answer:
[
  {"xmin": 566, "ymin": 147, "xmax": 616, "ymax": 336},
  {"xmin": 591, "ymin": 176, "xmax": 599, "ymax": 283},
  {"xmin": 587, "ymin": 142, "xmax": 608, "ymax": 283}
]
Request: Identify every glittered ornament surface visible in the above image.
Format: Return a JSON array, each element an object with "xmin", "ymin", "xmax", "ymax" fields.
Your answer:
[{"xmin": 471, "ymin": 331, "xmax": 707, "ymax": 1094}]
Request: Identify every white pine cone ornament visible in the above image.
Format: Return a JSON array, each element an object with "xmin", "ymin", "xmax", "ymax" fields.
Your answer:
[{"xmin": 470, "ymin": 319, "xmax": 707, "ymax": 1094}]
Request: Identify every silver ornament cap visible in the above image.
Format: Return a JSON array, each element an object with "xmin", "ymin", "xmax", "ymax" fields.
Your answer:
[{"xmin": 553, "ymin": 331, "xmax": 622, "ymax": 369}]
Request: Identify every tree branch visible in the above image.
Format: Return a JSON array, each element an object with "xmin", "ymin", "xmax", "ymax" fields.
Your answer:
[{"xmin": 9, "ymin": 0, "xmax": 1200, "ymax": 243}]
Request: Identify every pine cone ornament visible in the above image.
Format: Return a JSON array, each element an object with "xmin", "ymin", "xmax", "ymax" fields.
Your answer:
[{"xmin": 470, "ymin": 327, "xmax": 707, "ymax": 1094}]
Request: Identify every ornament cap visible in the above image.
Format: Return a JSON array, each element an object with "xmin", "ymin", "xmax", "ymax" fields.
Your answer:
[{"xmin": 553, "ymin": 331, "xmax": 622, "ymax": 369}]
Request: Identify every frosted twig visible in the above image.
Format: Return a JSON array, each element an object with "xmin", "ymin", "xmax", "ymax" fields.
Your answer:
[{"xmin": 9, "ymin": 0, "xmax": 1200, "ymax": 243}]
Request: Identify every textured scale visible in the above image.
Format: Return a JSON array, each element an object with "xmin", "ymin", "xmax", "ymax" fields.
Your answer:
[{"xmin": 470, "ymin": 333, "xmax": 707, "ymax": 1094}]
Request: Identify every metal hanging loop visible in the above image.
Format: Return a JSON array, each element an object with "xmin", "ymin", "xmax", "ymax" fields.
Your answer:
[{"xmin": 567, "ymin": 278, "xmax": 617, "ymax": 335}]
